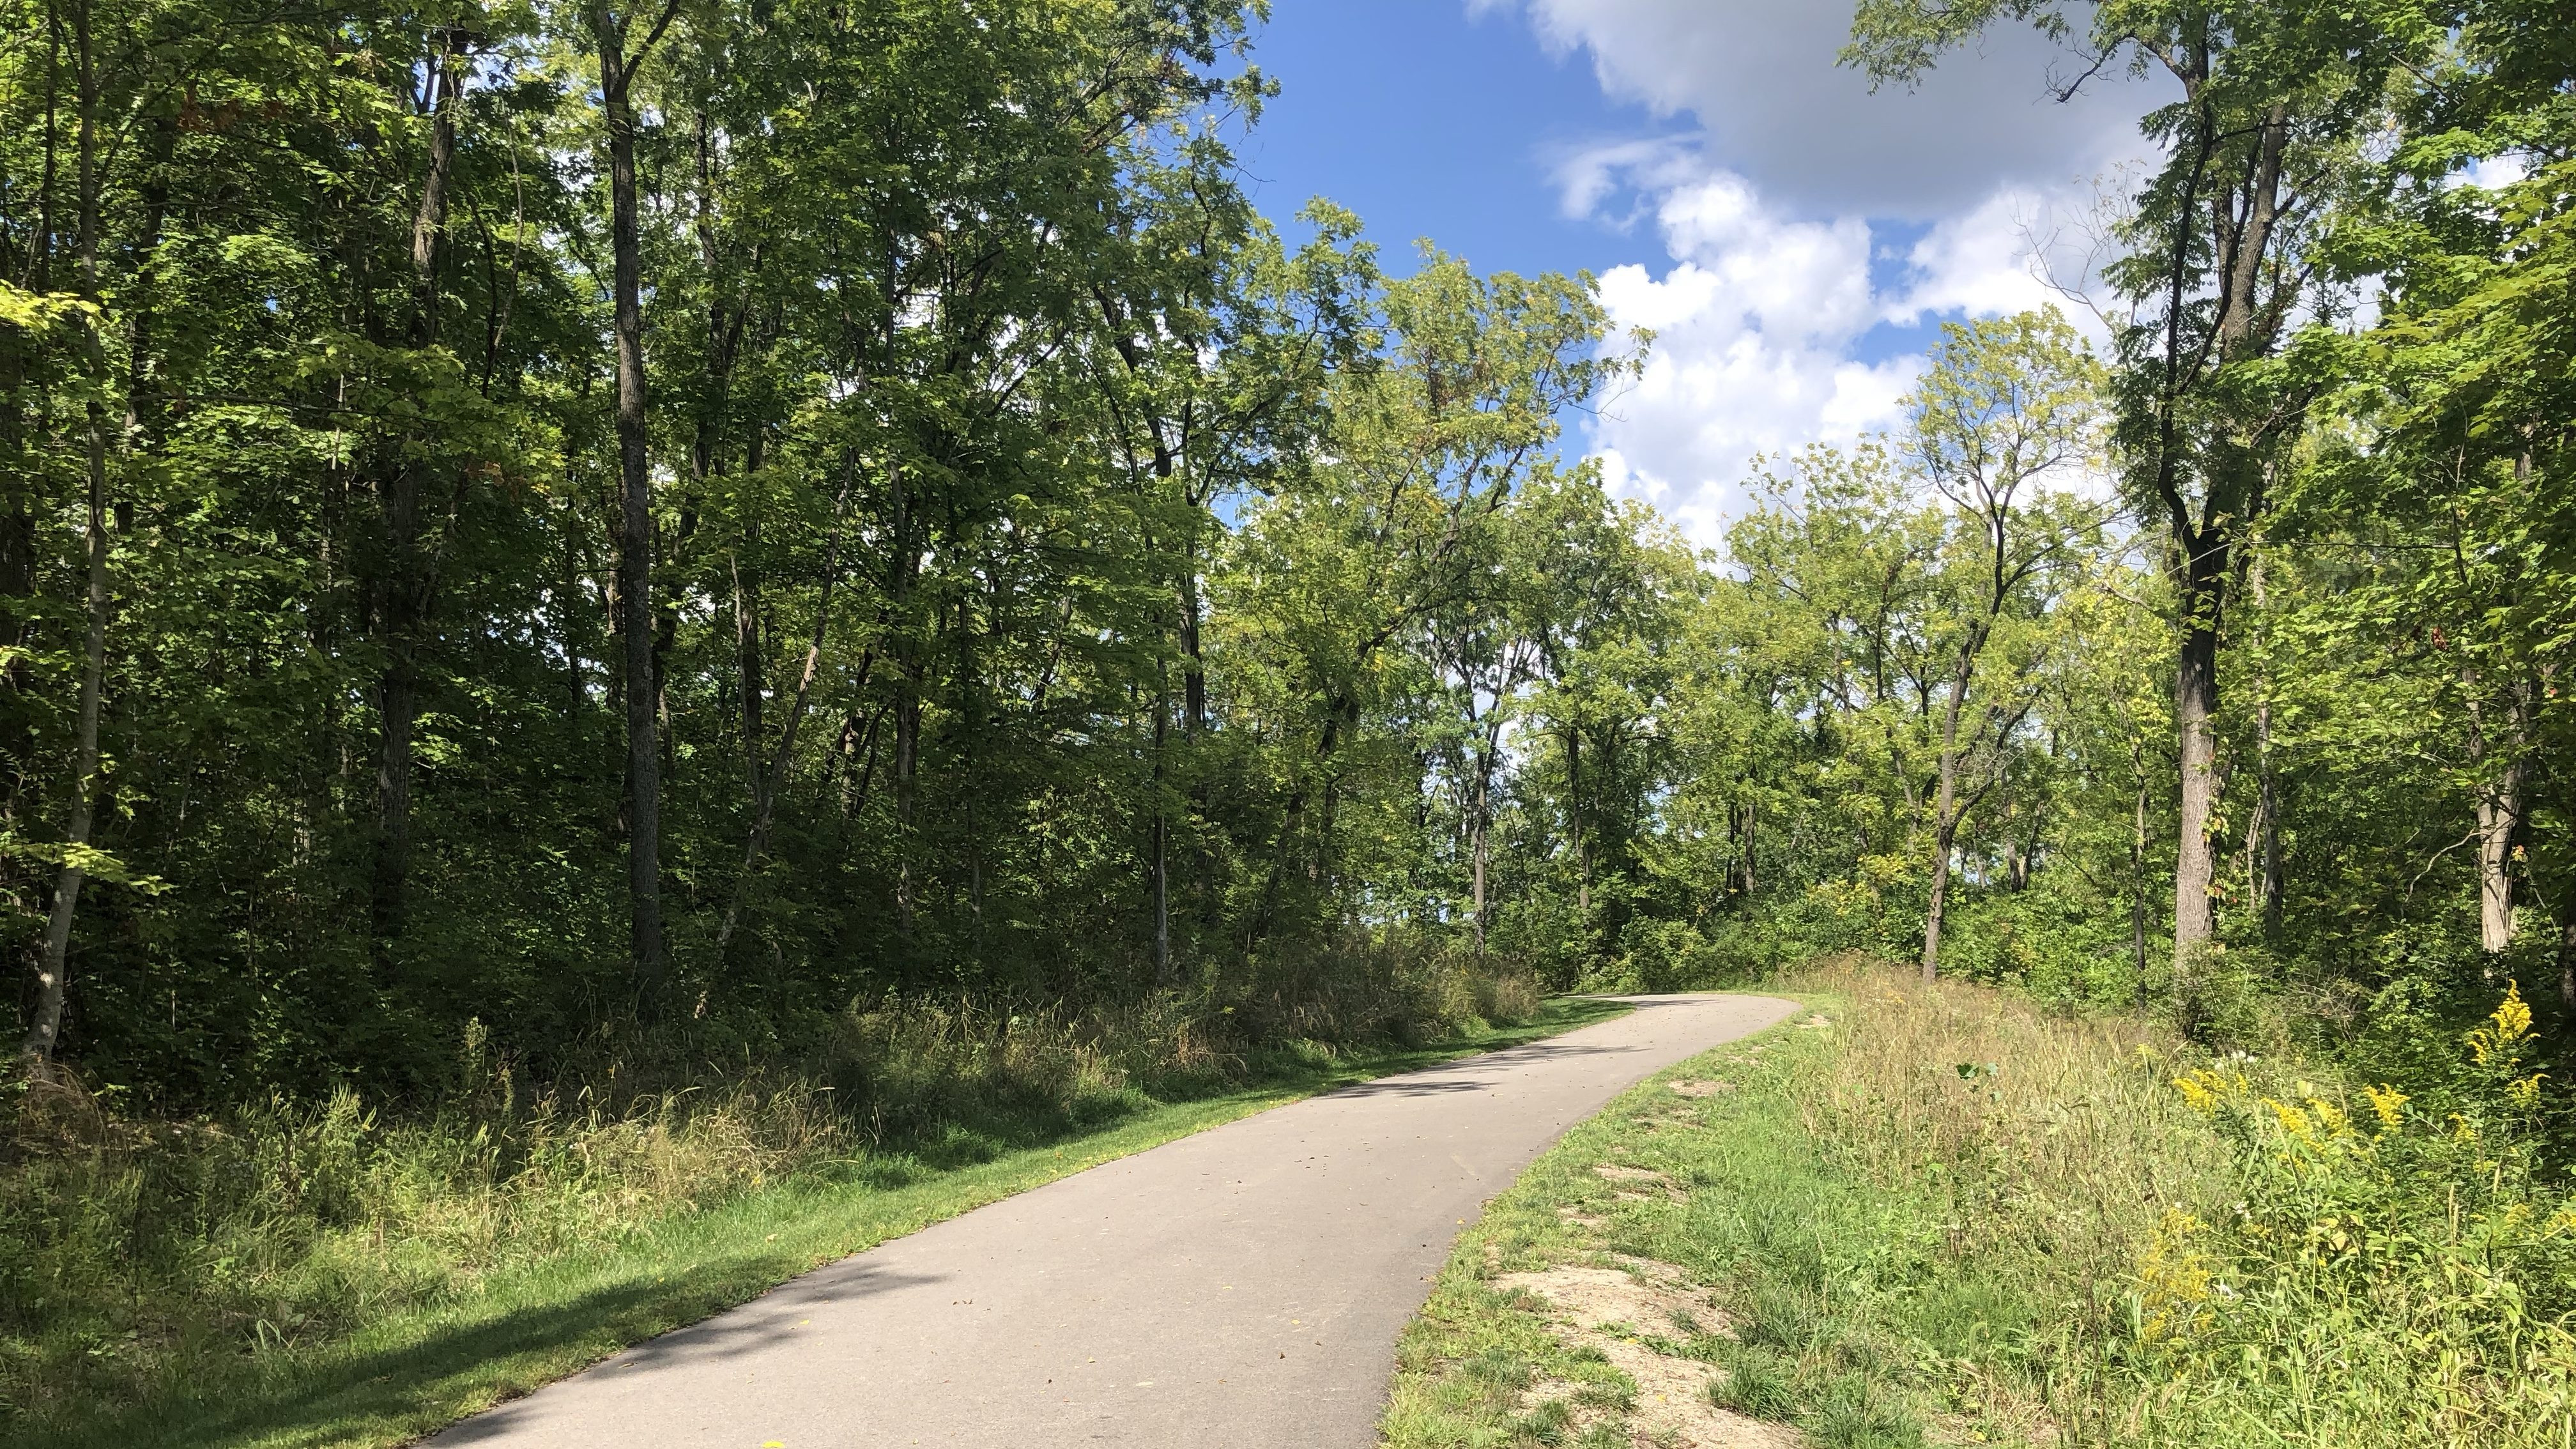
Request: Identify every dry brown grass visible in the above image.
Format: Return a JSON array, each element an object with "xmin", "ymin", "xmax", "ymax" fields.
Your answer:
[{"xmin": 1786, "ymin": 954, "xmax": 2227, "ymax": 1308}]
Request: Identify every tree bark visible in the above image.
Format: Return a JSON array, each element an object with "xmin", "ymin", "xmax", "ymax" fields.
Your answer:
[
  {"xmin": 372, "ymin": 28, "xmax": 466, "ymax": 957},
  {"xmin": 24, "ymin": 12, "xmax": 108, "ymax": 1064},
  {"xmin": 1178, "ymin": 565, "xmax": 1208, "ymax": 737},
  {"xmin": 2468, "ymin": 674, "xmax": 2531, "ymax": 953},
  {"xmin": 712, "ymin": 464, "xmax": 856, "ymax": 965},
  {"xmin": 888, "ymin": 461, "xmax": 920, "ymax": 942},
  {"xmin": 1738, "ymin": 797, "xmax": 1757, "ymax": 897},
  {"xmin": 1469, "ymin": 729, "xmax": 1496, "ymax": 955},
  {"xmin": 597, "ymin": 7, "xmax": 665, "ymax": 1004},
  {"xmin": 1152, "ymin": 670, "xmax": 1170, "ymax": 984},
  {"xmin": 2172, "ymin": 548, "xmax": 2223, "ymax": 959},
  {"xmin": 1920, "ymin": 648, "xmax": 1973, "ymax": 983},
  {"xmin": 2156, "ymin": 91, "xmax": 2285, "ymax": 972},
  {"xmin": 1565, "ymin": 724, "xmax": 1588, "ymax": 917}
]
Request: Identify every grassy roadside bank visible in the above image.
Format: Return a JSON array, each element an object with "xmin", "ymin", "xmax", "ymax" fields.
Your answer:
[
  {"xmin": 6, "ymin": 995, "xmax": 1625, "ymax": 1449},
  {"xmin": 1384, "ymin": 960, "xmax": 2576, "ymax": 1448}
]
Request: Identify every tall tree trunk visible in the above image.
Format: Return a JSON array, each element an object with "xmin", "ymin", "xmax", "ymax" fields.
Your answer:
[
  {"xmin": 1469, "ymin": 724, "xmax": 1498, "ymax": 956},
  {"xmin": 2242, "ymin": 549, "xmax": 2281, "ymax": 936},
  {"xmin": 886, "ymin": 456, "xmax": 919, "ymax": 941},
  {"xmin": 598, "ymin": 10, "xmax": 664, "ymax": 1004},
  {"xmin": 1152, "ymin": 670, "xmax": 1170, "ymax": 984},
  {"xmin": 1565, "ymin": 725, "xmax": 1588, "ymax": 917},
  {"xmin": 731, "ymin": 545, "xmax": 762, "ymax": 769},
  {"xmin": 2006, "ymin": 801, "xmax": 2041, "ymax": 891},
  {"xmin": 728, "ymin": 425, "xmax": 768, "ymax": 783},
  {"xmin": 1922, "ymin": 648, "xmax": 1974, "ymax": 983},
  {"xmin": 372, "ymin": 29, "xmax": 465, "ymax": 958},
  {"xmin": 2172, "ymin": 551, "xmax": 2223, "ymax": 960},
  {"xmin": 2160, "ymin": 95, "xmax": 2283, "ymax": 972},
  {"xmin": 1920, "ymin": 813, "xmax": 1959, "ymax": 986},
  {"xmin": 2131, "ymin": 737, "xmax": 2151, "ymax": 1000},
  {"xmin": 2468, "ymin": 674, "xmax": 2531, "ymax": 954},
  {"xmin": 712, "ymin": 464, "xmax": 856, "ymax": 965},
  {"xmin": 1738, "ymin": 797, "xmax": 1757, "ymax": 897},
  {"xmin": 893, "ymin": 666, "xmax": 919, "ymax": 939},
  {"xmin": 1177, "ymin": 535, "xmax": 1208, "ymax": 738},
  {"xmin": 24, "ymin": 15, "xmax": 107, "ymax": 1064}
]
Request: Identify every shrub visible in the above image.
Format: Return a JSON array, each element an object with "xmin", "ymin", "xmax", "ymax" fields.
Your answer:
[{"xmin": 2131, "ymin": 984, "xmax": 2576, "ymax": 1446}]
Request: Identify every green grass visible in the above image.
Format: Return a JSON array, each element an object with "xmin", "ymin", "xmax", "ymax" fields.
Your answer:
[
  {"xmin": 1383, "ymin": 994, "xmax": 1983, "ymax": 1449},
  {"xmin": 15, "ymin": 996, "xmax": 1626, "ymax": 1449},
  {"xmin": 1386, "ymin": 960, "xmax": 2576, "ymax": 1449},
  {"xmin": 1383, "ymin": 970, "xmax": 2194, "ymax": 1448}
]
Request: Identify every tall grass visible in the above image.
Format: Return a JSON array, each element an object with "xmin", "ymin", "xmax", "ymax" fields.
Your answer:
[
  {"xmin": 1387, "ymin": 958, "xmax": 2576, "ymax": 1448},
  {"xmin": 1784, "ymin": 955, "xmax": 2576, "ymax": 1446},
  {"xmin": 2, "ymin": 952, "xmax": 1545, "ymax": 1439},
  {"xmin": 1795, "ymin": 956, "xmax": 2221, "ymax": 1328}
]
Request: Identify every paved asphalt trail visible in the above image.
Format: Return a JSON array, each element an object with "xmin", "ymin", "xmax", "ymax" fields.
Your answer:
[{"xmin": 431, "ymin": 992, "xmax": 1798, "ymax": 1449}]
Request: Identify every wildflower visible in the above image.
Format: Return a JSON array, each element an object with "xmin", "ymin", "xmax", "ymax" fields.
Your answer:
[
  {"xmin": 2268, "ymin": 1098, "xmax": 2319, "ymax": 1146},
  {"xmin": 2467, "ymin": 983, "xmax": 2534, "ymax": 1066},
  {"xmin": 2136, "ymin": 1207, "xmax": 2216, "ymax": 1342},
  {"xmin": 2175, "ymin": 1068, "xmax": 2240, "ymax": 1114},
  {"xmin": 2509, "ymin": 1073, "xmax": 2545, "ymax": 1109},
  {"xmin": 2361, "ymin": 1084, "xmax": 2407, "ymax": 1130}
]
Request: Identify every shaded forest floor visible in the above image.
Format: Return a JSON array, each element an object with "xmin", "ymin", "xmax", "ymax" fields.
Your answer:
[
  {"xmin": 1383, "ymin": 959, "xmax": 2576, "ymax": 1449},
  {"xmin": 1, "ymin": 993, "xmax": 1623, "ymax": 1449}
]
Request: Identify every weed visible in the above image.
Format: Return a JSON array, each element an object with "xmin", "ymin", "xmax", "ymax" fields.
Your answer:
[
  {"xmin": 1809, "ymin": 1375, "xmax": 1922, "ymax": 1448},
  {"xmin": 1389, "ymin": 959, "xmax": 2576, "ymax": 1448},
  {"xmin": 4, "ymin": 988, "xmax": 1609, "ymax": 1448},
  {"xmin": 1710, "ymin": 1344, "xmax": 1795, "ymax": 1417}
]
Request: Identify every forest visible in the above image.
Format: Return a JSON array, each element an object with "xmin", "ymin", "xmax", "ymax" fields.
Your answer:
[{"xmin": 3, "ymin": 0, "xmax": 2573, "ymax": 1443}]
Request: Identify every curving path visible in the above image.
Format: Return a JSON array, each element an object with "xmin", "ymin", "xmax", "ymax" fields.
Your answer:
[{"xmin": 430, "ymin": 992, "xmax": 1797, "ymax": 1449}]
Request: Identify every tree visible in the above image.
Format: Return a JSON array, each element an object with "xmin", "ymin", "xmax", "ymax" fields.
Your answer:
[
  {"xmin": 587, "ymin": 0, "xmax": 686, "ymax": 1008},
  {"xmin": 1845, "ymin": 0, "xmax": 2428, "ymax": 968},
  {"xmin": 1903, "ymin": 309, "xmax": 2105, "ymax": 980}
]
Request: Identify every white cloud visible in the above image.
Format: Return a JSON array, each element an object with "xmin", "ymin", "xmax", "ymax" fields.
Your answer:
[
  {"xmin": 1470, "ymin": 1, "xmax": 2166, "ymax": 546},
  {"xmin": 1474, "ymin": 0, "xmax": 2158, "ymax": 217},
  {"xmin": 1571, "ymin": 144, "xmax": 2115, "ymax": 544},
  {"xmin": 1889, "ymin": 190, "xmax": 2064, "ymax": 326},
  {"xmin": 2463, "ymin": 153, "xmax": 2531, "ymax": 191}
]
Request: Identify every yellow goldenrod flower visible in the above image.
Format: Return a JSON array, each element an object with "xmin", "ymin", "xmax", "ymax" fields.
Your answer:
[
  {"xmin": 2136, "ymin": 1208, "xmax": 2216, "ymax": 1342},
  {"xmin": 2362, "ymin": 1083, "xmax": 2408, "ymax": 1129},
  {"xmin": 2468, "ymin": 983, "xmax": 2534, "ymax": 1065},
  {"xmin": 2175, "ymin": 1068, "xmax": 2235, "ymax": 1114},
  {"xmin": 2267, "ymin": 1098, "xmax": 2319, "ymax": 1146}
]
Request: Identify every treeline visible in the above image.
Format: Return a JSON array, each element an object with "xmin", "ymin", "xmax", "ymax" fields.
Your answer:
[
  {"xmin": 1755, "ymin": 0, "xmax": 2576, "ymax": 1041},
  {"xmin": 6, "ymin": 0, "xmax": 2574, "ymax": 1112},
  {"xmin": 0, "ymin": 0, "xmax": 1676, "ymax": 1102},
  {"xmin": 1516, "ymin": 0, "xmax": 2576, "ymax": 1048}
]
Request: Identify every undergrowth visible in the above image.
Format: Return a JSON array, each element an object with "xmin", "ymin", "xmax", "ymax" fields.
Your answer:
[
  {"xmin": 1, "ymin": 959, "xmax": 1560, "ymax": 1446},
  {"xmin": 1795, "ymin": 956, "xmax": 2576, "ymax": 1444},
  {"xmin": 1385, "ymin": 958, "xmax": 2576, "ymax": 1448}
]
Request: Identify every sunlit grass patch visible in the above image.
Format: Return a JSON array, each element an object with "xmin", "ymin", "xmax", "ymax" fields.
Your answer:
[{"xmin": 1387, "ymin": 961, "xmax": 2576, "ymax": 1448}]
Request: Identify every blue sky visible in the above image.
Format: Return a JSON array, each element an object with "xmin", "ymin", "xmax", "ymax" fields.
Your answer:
[
  {"xmin": 1239, "ymin": 3, "xmax": 1656, "ymax": 287},
  {"xmin": 1227, "ymin": 1, "xmax": 2162, "ymax": 542}
]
